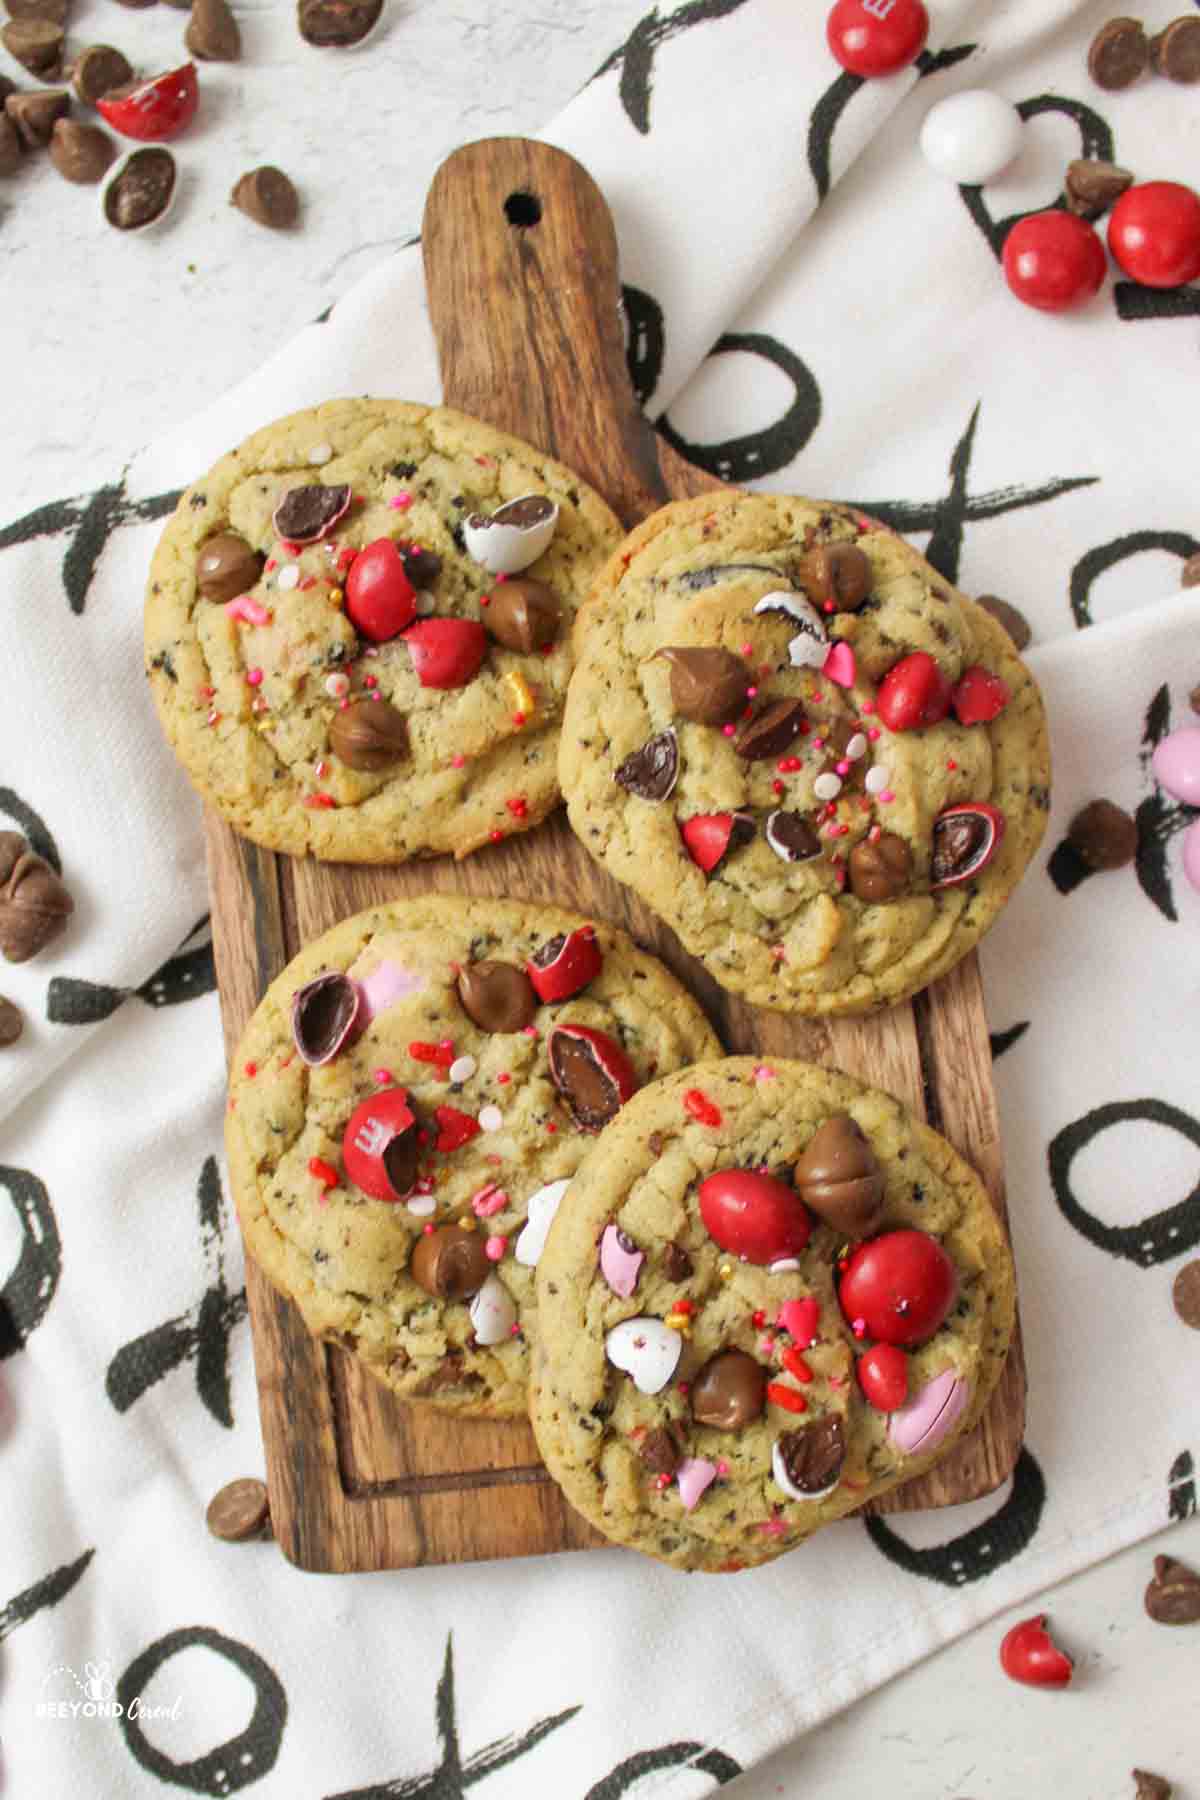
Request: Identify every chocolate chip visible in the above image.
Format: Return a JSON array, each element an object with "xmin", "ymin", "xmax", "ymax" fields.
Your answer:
[
  {"xmin": 456, "ymin": 960, "xmax": 537, "ymax": 1033},
  {"xmin": 1088, "ymin": 17, "xmax": 1149, "ymax": 89},
  {"xmin": 5, "ymin": 88, "xmax": 69, "ymax": 149},
  {"xmin": 329, "ymin": 698, "xmax": 408, "ymax": 771},
  {"xmin": 794, "ymin": 1115, "xmax": 885, "ymax": 1239},
  {"xmin": 661, "ymin": 1240, "xmax": 692, "ymax": 1282},
  {"xmin": 974, "ymin": 593, "xmax": 1032, "ymax": 651},
  {"xmin": 232, "ymin": 165, "xmax": 300, "ymax": 228},
  {"xmin": 614, "ymin": 730, "xmax": 679, "ymax": 802},
  {"xmin": 71, "ymin": 44, "xmax": 134, "ymax": 106},
  {"xmin": 0, "ymin": 997, "xmax": 24, "ymax": 1047},
  {"xmin": 776, "ymin": 1415, "xmax": 846, "ymax": 1493},
  {"xmin": 0, "ymin": 114, "xmax": 23, "ymax": 178},
  {"xmin": 186, "ymin": 0, "xmax": 241, "ymax": 58},
  {"xmin": 49, "ymin": 117, "xmax": 114, "ymax": 183},
  {"xmin": 103, "ymin": 145, "xmax": 175, "ymax": 229},
  {"xmin": 272, "ymin": 483, "xmax": 351, "ymax": 544},
  {"xmin": 196, "ymin": 531, "xmax": 264, "ymax": 603},
  {"xmin": 656, "ymin": 646, "xmax": 751, "ymax": 725},
  {"xmin": 1133, "ymin": 1772, "xmax": 1173, "ymax": 1800},
  {"xmin": 1171, "ymin": 1259, "xmax": 1200, "ymax": 1330},
  {"xmin": 0, "ymin": 834, "xmax": 73, "ymax": 963},
  {"xmin": 291, "ymin": 971, "xmax": 359, "ymax": 1065},
  {"xmin": 848, "ymin": 831, "xmax": 911, "ymax": 902},
  {"xmin": 1067, "ymin": 798, "xmax": 1138, "ymax": 870},
  {"xmin": 734, "ymin": 697, "xmax": 806, "ymax": 761},
  {"xmin": 647, "ymin": 1133, "xmax": 666, "ymax": 1160},
  {"xmin": 400, "ymin": 545, "xmax": 442, "ymax": 588},
  {"xmin": 1144, "ymin": 1553, "xmax": 1200, "ymax": 1624},
  {"xmin": 764, "ymin": 809, "xmax": 821, "ymax": 864},
  {"xmin": 1150, "ymin": 15, "xmax": 1200, "ymax": 81},
  {"xmin": 483, "ymin": 576, "xmax": 560, "ymax": 653},
  {"xmin": 2, "ymin": 18, "xmax": 64, "ymax": 77},
  {"xmin": 1064, "ymin": 158, "xmax": 1135, "ymax": 221},
  {"xmin": 6, "ymin": 0, "xmax": 68, "ymax": 22},
  {"xmin": 409, "ymin": 1225, "xmax": 490, "ymax": 1302},
  {"xmin": 297, "ymin": 0, "xmax": 383, "ymax": 45},
  {"xmin": 1180, "ymin": 554, "xmax": 1200, "ymax": 590},
  {"xmin": 691, "ymin": 1350, "xmax": 766, "ymax": 1430},
  {"xmin": 206, "ymin": 1477, "xmax": 272, "ymax": 1542},
  {"xmin": 639, "ymin": 1425, "xmax": 683, "ymax": 1476},
  {"xmin": 796, "ymin": 543, "xmax": 871, "ymax": 613}
]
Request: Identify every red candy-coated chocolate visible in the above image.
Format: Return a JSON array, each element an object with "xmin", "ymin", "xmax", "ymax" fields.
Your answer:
[
  {"xmin": 545, "ymin": 1022, "xmax": 637, "ymax": 1130},
  {"xmin": 1002, "ymin": 211, "xmax": 1107, "ymax": 313},
  {"xmin": 857, "ymin": 1342, "xmax": 909, "ymax": 1411},
  {"xmin": 698, "ymin": 1170, "xmax": 812, "ymax": 1265},
  {"xmin": 1107, "ymin": 180, "xmax": 1200, "ymax": 289},
  {"xmin": 951, "ymin": 665, "xmax": 1010, "ymax": 725},
  {"xmin": 680, "ymin": 812, "xmax": 740, "ymax": 872},
  {"xmin": 876, "ymin": 652, "xmax": 953, "ymax": 731},
  {"xmin": 97, "ymin": 63, "xmax": 198, "ymax": 141},
  {"xmin": 999, "ymin": 1615, "xmax": 1074, "ymax": 1689},
  {"xmin": 526, "ymin": 926, "xmax": 602, "ymax": 1003},
  {"xmin": 433, "ymin": 1106, "xmax": 481, "ymax": 1153},
  {"xmin": 345, "ymin": 539, "xmax": 416, "ymax": 642},
  {"xmin": 826, "ymin": 0, "xmax": 928, "ymax": 76},
  {"xmin": 342, "ymin": 1088, "xmax": 418, "ymax": 1201},
  {"xmin": 837, "ymin": 1229, "xmax": 957, "ymax": 1346},
  {"xmin": 403, "ymin": 618, "xmax": 487, "ymax": 689}
]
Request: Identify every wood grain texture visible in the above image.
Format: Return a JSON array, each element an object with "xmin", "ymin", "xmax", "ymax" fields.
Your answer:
[{"xmin": 206, "ymin": 136, "xmax": 1023, "ymax": 1571}]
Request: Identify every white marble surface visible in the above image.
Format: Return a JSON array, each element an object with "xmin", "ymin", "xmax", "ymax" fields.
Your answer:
[{"xmin": 3, "ymin": 4, "xmax": 1196, "ymax": 1796}]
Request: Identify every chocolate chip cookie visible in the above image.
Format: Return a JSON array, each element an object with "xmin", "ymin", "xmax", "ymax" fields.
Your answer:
[
  {"xmin": 145, "ymin": 399, "xmax": 622, "ymax": 862},
  {"xmin": 226, "ymin": 896, "xmax": 720, "ymax": 1416},
  {"xmin": 559, "ymin": 492, "xmax": 1049, "ymax": 1013},
  {"xmin": 530, "ymin": 1058, "xmax": 1015, "ymax": 1570}
]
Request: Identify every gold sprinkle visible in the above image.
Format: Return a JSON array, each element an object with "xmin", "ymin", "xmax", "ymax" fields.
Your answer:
[{"xmin": 502, "ymin": 669, "xmax": 536, "ymax": 720}]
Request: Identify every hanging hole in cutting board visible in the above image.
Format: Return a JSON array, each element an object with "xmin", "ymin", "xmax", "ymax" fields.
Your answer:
[{"xmin": 503, "ymin": 189, "xmax": 542, "ymax": 227}]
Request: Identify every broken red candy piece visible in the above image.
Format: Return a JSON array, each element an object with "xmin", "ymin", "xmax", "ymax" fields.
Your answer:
[
  {"xmin": 97, "ymin": 62, "xmax": 199, "ymax": 141},
  {"xmin": 546, "ymin": 1023, "xmax": 637, "ymax": 1131},
  {"xmin": 856, "ymin": 1343, "xmax": 908, "ymax": 1412},
  {"xmin": 876, "ymin": 652, "xmax": 953, "ymax": 731},
  {"xmin": 822, "ymin": 641, "xmax": 856, "ymax": 688},
  {"xmin": 291, "ymin": 970, "xmax": 360, "ymax": 1065},
  {"xmin": 403, "ymin": 617, "xmax": 487, "ymax": 688},
  {"xmin": 345, "ymin": 539, "xmax": 417, "ymax": 641},
  {"xmin": 271, "ymin": 483, "xmax": 352, "ymax": 545},
  {"xmin": 683, "ymin": 1088, "xmax": 722, "ymax": 1127},
  {"xmin": 342, "ymin": 1088, "xmax": 419, "ymax": 1201},
  {"xmin": 697, "ymin": 1170, "xmax": 812, "ymax": 1265},
  {"xmin": 526, "ymin": 926, "xmax": 601, "ymax": 1003},
  {"xmin": 679, "ymin": 811, "xmax": 754, "ymax": 873},
  {"xmin": 838, "ymin": 1229, "xmax": 957, "ymax": 1347},
  {"xmin": 999, "ymin": 1615, "xmax": 1074, "ymax": 1688},
  {"xmin": 951, "ymin": 665, "xmax": 1011, "ymax": 725},
  {"xmin": 777, "ymin": 1297, "xmax": 820, "ymax": 1345},
  {"xmin": 930, "ymin": 802, "xmax": 1005, "ymax": 888},
  {"xmin": 433, "ymin": 1106, "xmax": 481, "ymax": 1153}
]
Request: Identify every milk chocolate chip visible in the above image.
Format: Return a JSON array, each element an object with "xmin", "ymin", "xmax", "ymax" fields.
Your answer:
[
  {"xmin": 104, "ymin": 145, "xmax": 175, "ymax": 230},
  {"xmin": 638, "ymin": 1425, "xmax": 683, "ymax": 1476},
  {"xmin": 0, "ymin": 115, "xmax": 20, "ymax": 178},
  {"xmin": 614, "ymin": 730, "xmax": 678, "ymax": 802},
  {"xmin": 456, "ymin": 961, "xmax": 537, "ymax": 1033},
  {"xmin": 734, "ymin": 697, "xmax": 806, "ymax": 761},
  {"xmin": 848, "ymin": 831, "xmax": 911, "ymax": 902},
  {"xmin": 1064, "ymin": 158, "xmax": 1134, "ymax": 221},
  {"xmin": 329, "ymin": 698, "xmax": 408, "ymax": 771},
  {"xmin": 793, "ymin": 1115, "xmax": 885, "ymax": 1239},
  {"xmin": 401, "ymin": 545, "xmax": 442, "ymax": 588},
  {"xmin": 7, "ymin": 0, "xmax": 68, "ymax": 22},
  {"xmin": 691, "ymin": 1350, "xmax": 766, "ymax": 1430},
  {"xmin": 206, "ymin": 1477, "xmax": 272, "ymax": 1542},
  {"xmin": 1172, "ymin": 1259, "xmax": 1200, "ymax": 1329},
  {"xmin": 1067, "ymin": 798, "xmax": 1138, "ymax": 870},
  {"xmin": 272, "ymin": 483, "xmax": 351, "ymax": 544},
  {"xmin": 776, "ymin": 1415, "xmax": 846, "ymax": 1494},
  {"xmin": 796, "ymin": 543, "xmax": 871, "ymax": 613},
  {"xmin": 1144, "ymin": 1553, "xmax": 1200, "ymax": 1625},
  {"xmin": 656, "ymin": 646, "xmax": 750, "ymax": 725},
  {"xmin": 0, "ymin": 997, "xmax": 24, "ymax": 1047},
  {"xmin": 232, "ymin": 165, "xmax": 300, "ymax": 228},
  {"xmin": 6, "ymin": 89, "xmax": 69, "ymax": 149},
  {"xmin": 71, "ymin": 44, "xmax": 133, "ymax": 106},
  {"xmin": 298, "ymin": 0, "xmax": 383, "ymax": 45},
  {"xmin": 1088, "ymin": 17, "xmax": 1149, "ymax": 87},
  {"xmin": 484, "ymin": 577, "xmax": 560, "ymax": 653},
  {"xmin": 196, "ymin": 532, "xmax": 264, "ymax": 603},
  {"xmin": 410, "ymin": 1225, "xmax": 490, "ymax": 1302},
  {"xmin": 0, "ymin": 833, "xmax": 73, "ymax": 963},
  {"xmin": 1133, "ymin": 1774, "xmax": 1172, "ymax": 1800},
  {"xmin": 1150, "ymin": 15, "xmax": 1200, "ymax": 81},
  {"xmin": 186, "ymin": 0, "xmax": 242, "ymax": 59},
  {"xmin": 2, "ymin": 18, "xmax": 64, "ymax": 77},
  {"xmin": 974, "ymin": 593, "xmax": 1032, "ymax": 651},
  {"xmin": 661, "ymin": 1241, "xmax": 692, "ymax": 1282},
  {"xmin": 49, "ymin": 117, "xmax": 114, "ymax": 183}
]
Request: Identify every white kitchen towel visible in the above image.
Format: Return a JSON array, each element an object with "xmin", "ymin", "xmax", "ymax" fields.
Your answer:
[{"xmin": 2, "ymin": 3, "xmax": 1198, "ymax": 1796}]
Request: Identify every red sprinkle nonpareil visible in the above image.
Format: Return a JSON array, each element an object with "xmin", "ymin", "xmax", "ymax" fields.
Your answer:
[
  {"xmin": 683, "ymin": 1089, "xmax": 722, "ymax": 1127},
  {"xmin": 308, "ymin": 1158, "xmax": 339, "ymax": 1189}
]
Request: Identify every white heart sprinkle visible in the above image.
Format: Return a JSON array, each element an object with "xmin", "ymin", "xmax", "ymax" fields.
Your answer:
[
  {"xmin": 514, "ymin": 1178, "xmax": 571, "ymax": 1267},
  {"xmin": 813, "ymin": 773, "xmax": 843, "ymax": 801},
  {"xmin": 414, "ymin": 588, "xmax": 437, "ymax": 615},
  {"xmin": 845, "ymin": 733, "xmax": 868, "ymax": 760},
  {"xmin": 449, "ymin": 1055, "xmax": 477, "ymax": 1084},
  {"xmin": 308, "ymin": 443, "xmax": 333, "ymax": 465},
  {"xmin": 469, "ymin": 1274, "xmax": 516, "ymax": 1345},
  {"xmin": 478, "ymin": 1105, "xmax": 504, "ymax": 1133},
  {"xmin": 865, "ymin": 766, "xmax": 891, "ymax": 795},
  {"xmin": 768, "ymin": 1257, "xmax": 801, "ymax": 1274},
  {"xmin": 406, "ymin": 1196, "xmax": 436, "ymax": 1218},
  {"xmin": 277, "ymin": 565, "xmax": 300, "ymax": 591},
  {"xmin": 604, "ymin": 1317, "xmax": 682, "ymax": 1395}
]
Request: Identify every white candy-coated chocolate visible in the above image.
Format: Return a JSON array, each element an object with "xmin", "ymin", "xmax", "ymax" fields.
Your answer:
[
  {"xmin": 919, "ymin": 89, "xmax": 1023, "ymax": 186},
  {"xmin": 514, "ymin": 1178, "xmax": 571, "ymax": 1267},
  {"xmin": 605, "ymin": 1316, "xmax": 682, "ymax": 1395},
  {"xmin": 468, "ymin": 1274, "xmax": 516, "ymax": 1345},
  {"xmin": 754, "ymin": 591, "xmax": 828, "ymax": 670}
]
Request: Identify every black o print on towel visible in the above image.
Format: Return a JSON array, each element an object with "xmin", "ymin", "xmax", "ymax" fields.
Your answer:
[
  {"xmin": 864, "ymin": 1447, "xmax": 1047, "ymax": 1586},
  {"xmin": 1048, "ymin": 1099, "xmax": 1200, "ymax": 1268},
  {"xmin": 960, "ymin": 95, "xmax": 1115, "ymax": 259},
  {"xmin": 0, "ymin": 785, "xmax": 63, "ymax": 873},
  {"xmin": 656, "ymin": 332, "xmax": 822, "ymax": 484},
  {"xmin": 118, "ymin": 1627, "xmax": 286, "ymax": 1795},
  {"xmin": 1168, "ymin": 1450, "xmax": 1196, "ymax": 1522},
  {"xmin": 0, "ymin": 477, "xmax": 182, "ymax": 616},
  {"xmin": 0, "ymin": 1165, "xmax": 63, "ymax": 1359},
  {"xmin": 584, "ymin": 1744, "xmax": 742, "ymax": 1797},
  {"xmin": 989, "ymin": 1021, "xmax": 1030, "ymax": 1059},
  {"xmin": 807, "ymin": 44, "xmax": 977, "ymax": 202},
  {"xmin": 0, "ymin": 1548, "xmax": 94, "ymax": 1642},
  {"xmin": 622, "ymin": 285, "xmax": 665, "ymax": 412},
  {"xmin": 1069, "ymin": 531, "xmax": 1200, "ymax": 630},
  {"xmin": 590, "ymin": 0, "xmax": 753, "ymax": 136}
]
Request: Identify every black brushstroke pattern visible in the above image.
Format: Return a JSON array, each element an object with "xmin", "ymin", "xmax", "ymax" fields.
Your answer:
[
  {"xmin": 0, "ymin": 477, "xmax": 181, "ymax": 616},
  {"xmin": 622, "ymin": 284, "xmax": 665, "ymax": 410},
  {"xmin": 1169, "ymin": 1449, "xmax": 1196, "ymax": 1523},
  {"xmin": 989, "ymin": 1021, "xmax": 1030, "ymax": 1058},
  {"xmin": 46, "ymin": 917, "xmax": 217, "ymax": 1026},
  {"xmin": 46, "ymin": 977, "xmax": 128, "ymax": 1026},
  {"xmin": 0, "ymin": 1548, "xmax": 93, "ymax": 1641},
  {"xmin": 865, "ymin": 1448, "xmax": 1047, "ymax": 1586},
  {"xmin": 657, "ymin": 331, "xmax": 821, "ymax": 483},
  {"xmin": 1048, "ymin": 1099, "xmax": 1200, "ymax": 1267},
  {"xmin": 584, "ymin": 1745, "xmax": 742, "ymax": 1797},
  {"xmin": 1115, "ymin": 282, "xmax": 1200, "ymax": 322},
  {"xmin": 960, "ymin": 95, "xmax": 1115, "ymax": 259},
  {"xmin": 590, "ymin": 0, "xmax": 752, "ymax": 135},
  {"xmin": 0, "ymin": 785, "xmax": 63, "ymax": 873},
  {"xmin": 118, "ymin": 1626, "xmax": 286, "ymax": 1794},
  {"xmin": 0, "ymin": 1165, "xmax": 63, "ymax": 1359},
  {"xmin": 1069, "ymin": 530, "xmax": 1200, "ymax": 630},
  {"xmin": 1046, "ymin": 839, "xmax": 1096, "ymax": 895},
  {"xmin": 1132, "ymin": 683, "xmax": 1199, "ymax": 922},
  {"xmin": 808, "ymin": 45, "xmax": 975, "ymax": 204}
]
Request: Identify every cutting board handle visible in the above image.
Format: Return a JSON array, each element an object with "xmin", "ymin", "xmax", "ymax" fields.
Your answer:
[{"xmin": 422, "ymin": 137, "xmax": 671, "ymax": 528}]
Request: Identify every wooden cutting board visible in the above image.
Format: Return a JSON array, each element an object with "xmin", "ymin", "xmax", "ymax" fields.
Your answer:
[{"xmin": 205, "ymin": 137, "xmax": 1025, "ymax": 1572}]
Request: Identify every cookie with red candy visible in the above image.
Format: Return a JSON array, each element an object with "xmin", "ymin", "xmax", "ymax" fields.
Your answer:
[{"xmin": 530, "ymin": 1057, "xmax": 1015, "ymax": 1571}]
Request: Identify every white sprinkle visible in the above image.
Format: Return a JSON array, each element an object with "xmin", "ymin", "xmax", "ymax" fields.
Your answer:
[
  {"xmin": 308, "ymin": 443, "xmax": 333, "ymax": 465},
  {"xmin": 414, "ymin": 588, "xmax": 436, "ymax": 615},
  {"xmin": 865, "ymin": 766, "xmax": 891, "ymax": 795},
  {"xmin": 449, "ymin": 1055, "xmax": 477, "ymax": 1084},
  {"xmin": 277, "ymin": 564, "xmax": 300, "ymax": 591},
  {"xmin": 324, "ymin": 673, "xmax": 350, "ymax": 698},
  {"xmin": 813, "ymin": 772, "xmax": 843, "ymax": 801},
  {"xmin": 478, "ymin": 1104, "xmax": 504, "ymax": 1133},
  {"xmin": 406, "ymin": 1196, "xmax": 436, "ymax": 1217},
  {"xmin": 845, "ymin": 733, "xmax": 868, "ymax": 761},
  {"xmin": 768, "ymin": 1257, "xmax": 801, "ymax": 1274}
]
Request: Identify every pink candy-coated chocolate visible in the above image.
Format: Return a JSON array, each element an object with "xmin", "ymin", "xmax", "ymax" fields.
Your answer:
[
  {"xmin": 599, "ymin": 1222, "xmax": 645, "ymax": 1298},
  {"xmin": 1152, "ymin": 727, "xmax": 1200, "ymax": 807},
  {"xmin": 356, "ymin": 960, "xmax": 427, "ymax": 1022},
  {"xmin": 1183, "ymin": 818, "xmax": 1200, "ymax": 896},
  {"xmin": 887, "ymin": 1368, "xmax": 969, "ymax": 1454},
  {"xmin": 777, "ymin": 1297, "xmax": 820, "ymax": 1346},
  {"xmin": 822, "ymin": 641, "xmax": 857, "ymax": 688},
  {"xmin": 675, "ymin": 1457, "xmax": 718, "ymax": 1512}
]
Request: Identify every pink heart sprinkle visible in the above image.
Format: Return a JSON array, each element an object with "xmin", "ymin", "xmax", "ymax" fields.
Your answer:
[{"xmin": 823, "ymin": 642, "xmax": 856, "ymax": 688}]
